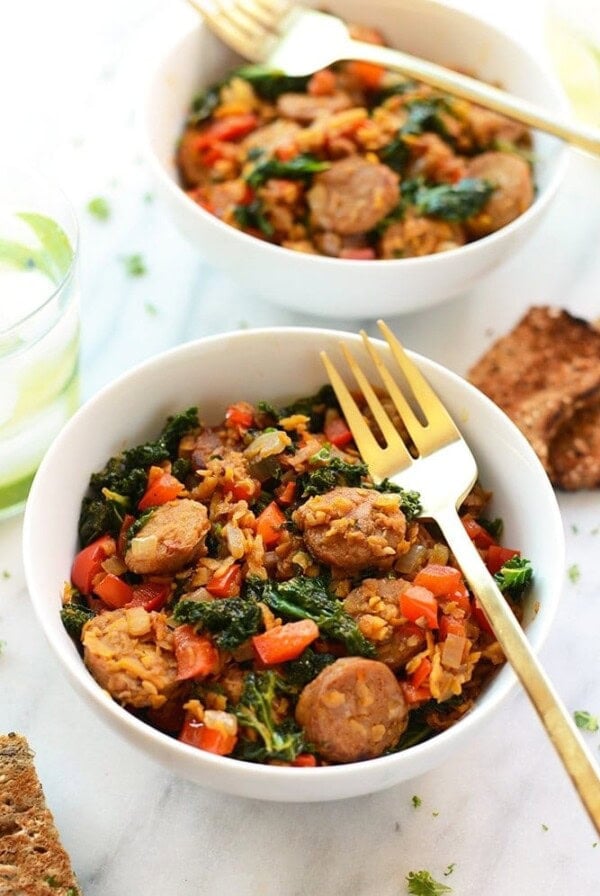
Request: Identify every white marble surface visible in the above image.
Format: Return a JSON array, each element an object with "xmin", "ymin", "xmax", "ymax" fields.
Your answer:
[{"xmin": 1, "ymin": 1, "xmax": 600, "ymax": 893}]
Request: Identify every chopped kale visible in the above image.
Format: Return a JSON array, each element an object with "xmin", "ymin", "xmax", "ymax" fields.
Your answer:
[
  {"xmin": 372, "ymin": 78, "xmax": 418, "ymax": 103},
  {"xmin": 477, "ymin": 516, "xmax": 504, "ymax": 539},
  {"xmin": 402, "ymin": 97, "xmax": 453, "ymax": 140},
  {"xmin": 247, "ymin": 575, "xmax": 375, "ymax": 657},
  {"xmin": 369, "ymin": 480, "xmax": 422, "ymax": 521},
  {"xmin": 60, "ymin": 603, "xmax": 95, "ymax": 638},
  {"xmin": 279, "ymin": 384, "xmax": 339, "ymax": 431},
  {"xmin": 494, "ymin": 557, "xmax": 533, "ymax": 598},
  {"xmin": 234, "ymin": 199, "xmax": 274, "ymax": 236},
  {"xmin": 78, "ymin": 408, "xmax": 198, "ymax": 546},
  {"xmin": 574, "ymin": 710, "xmax": 599, "ymax": 732},
  {"xmin": 171, "ymin": 456, "xmax": 192, "ymax": 482},
  {"xmin": 188, "ymin": 85, "xmax": 221, "ymax": 125},
  {"xmin": 173, "ymin": 596, "xmax": 262, "ymax": 649},
  {"xmin": 123, "ymin": 253, "xmax": 147, "ymax": 277},
  {"xmin": 401, "ymin": 177, "xmax": 494, "ymax": 221},
  {"xmin": 125, "ymin": 509, "xmax": 155, "ymax": 545},
  {"xmin": 568, "ymin": 563, "xmax": 581, "ymax": 584},
  {"xmin": 281, "ymin": 647, "xmax": 336, "ymax": 689},
  {"xmin": 234, "ymin": 64, "xmax": 310, "ymax": 100},
  {"xmin": 246, "ymin": 154, "xmax": 330, "ymax": 188},
  {"xmin": 380, "ymin": 136, "xmax": 411, "ymax": 174},
  {"xmin": 406, "ymin": 870, "xmax": 453, "ymax": 896},
  {"xmin": 233, "ymin": 670, "xmax": 306, "ymax": 762},
  {"xmin": 298, "ymin": 448, "xmax": 367, "ymax": 497}
]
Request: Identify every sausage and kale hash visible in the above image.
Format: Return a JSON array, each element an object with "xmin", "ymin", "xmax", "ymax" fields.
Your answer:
[
  {"xmin": 177, "ymin": 23, "xmax": 534, "ymax": 260},
  {"xmin": 62, "ymin": 387, "xmax": 534, "ymax": 765}
]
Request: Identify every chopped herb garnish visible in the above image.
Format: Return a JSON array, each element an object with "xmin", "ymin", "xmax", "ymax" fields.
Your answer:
[
  {"xmin": 144, "ymin": 301, "xmax": 158, "ymax": 317},
  {"xmin": 568, "ymin": 564, "xmax": 581, "ymax": 584},
  {"xmin": 2, "ymin": 569, "xmax": 10, "ymax": 579},
  {"xmin": 406, "ymin": 870, "xmax": 452, "ymax": 895},
  {"xmin": 87, "ymin": 196, "xmax": 111, "ymax": 220},
  {"xmin": 143, "ymin": 192, "xmax": 154, "ymax": 203},
  {"xmin": 494, "ymin": 557, "xmax": 533, "ymax": 598},
  {"xmin": 234, "ymin": 64, "xmax": 310, "ymax": 100},
  {"xmin": 402, "ymin": 177, "xmax": 494, "ymax": 221},
  {"xmin": 411, "ymin": 794, "xmax": 422, "ymax": 808},
  {"xmin": 477, "ymin": 517, "xmax": 503, "ymax": 539},
  {"xmin": 574, "ymin": 710, "xmax": 599, "ymax": 732},
  {"xmin": 188, "ymin": 85, "xmax": 221, "ymax": 125},
  {"xmin": 443, "ymin": 864, "xmax": 455, "ymax": 877},
  {"xmin": 123, "ymin": 253, "xmax": 147, "ymax": 277},
  {"xmin": 571, "ymin": 524, "xmax": 579, "ymax": 534},
  {"xmin": 234, "ymin": 199, "xmax": 274, "ymax": 236},
  {"xmin": 541, "ymin": 823, "xmax": 549, "ymax": 831},
  {"xmin": 0, "ymin": 640, "xmax": 6, "ymax": 655}
]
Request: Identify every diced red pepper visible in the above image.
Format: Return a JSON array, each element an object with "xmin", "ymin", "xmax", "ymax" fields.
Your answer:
[
  {"xmin": 462, "ymin": 515, "xmax": 497, "ymax": 549},
  {"xmin": 275, "ymin": 140, "xmax": 299, "ymax": 161},
  {"xmin": 206, "ymin": 564, "xmax": 242, "ymax": 598},
  {"xmin": 485, "ymin": 545, "xmax": 520, "ymax": 575},
  {"xmin": 252, "ymin": 619, "xmax": 319, "ymax": 666},
  {"xmin": 439, "ymin": 615, "xmax": 466, "ymax": 640},
  {"xmin": 410, "ymin": 656, "xmax": 432, "ymax": 689},
  {"xmin": 472, "ymin": 600, "xmax": 494, "ymax": 636},
  {"xmin": 324, "ymin": 412, "xmax": 353, "ymax": 448},
  {"xmin": 138, "ymin": 471, "xmax": 184, "ymax": 511},
  {"xmin": 225, "ymin": 401, "xmax": 254, "ymax": 429},
  {"xmin": 178, "ymin": 716, "xmax": 236, "ymax": 755},
  {"xmin": 413, "ymin": 564, "xmax": 463, "ymax": 597},
  {"xmin": 195, "ymin": 114, "xmax": 259, "ymax": 149},
  {"xmin": 401, "ymin": 682, "xmax": 432, "ymax": 705},
  {"xmin": 225, "ymin": 478, "xmax": 261, "ymax": 503},
  {"xmin": 308, "ymin": 68, "xmax": 337, "ymax": 96},
  {"xmin": 400, "ymin": 585, "xmax": 439, "ymax": 629},
  {"xmin": 127, "ymin": 581, "xmax": 171, "ymax": 612},
  {"xmin": 71, "ymin": 535, "xmax": 116, "ymax": 595},
  {"xmin": 173, "ymin": 626, "xmax": 219, "ymax": 680},
  {"xmin": 292, "ymin": 753, "xmax": 318, "ymax": 767},
  {"xmin": 276, "ymin": 480, "xmax": 296, "ymax": 506},
  {"xmin": 93, "ymin": 574, "xmax": 134, "ymax": 609},
  {"xmin": 346, "ymin": 60, "xmax": 386, "ymax": 89},
  {"xmin": 255, "ymin": 501, "xmax": 287, "ymax": 547}
]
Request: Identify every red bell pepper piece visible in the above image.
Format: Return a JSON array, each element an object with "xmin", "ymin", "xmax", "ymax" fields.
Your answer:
[
  {"xmin": 93, "ymin": 573, "xmax": 134, "ymax": 608},
  {"xmin": 276, "ymin": 480, "xmax": 296, "ymax": 506},
  {"xmin": 252, "ymin": 619, "xmax": 319, "ymax": 667},
  {"xmin": 71, "ymin": 535, "xmax": 116, "ymax": 595},
  {"xmin": 400, "ymin": 585, "xmax": 439, "ymax": 629},
  {"xmin": 307, "ymin": 69, "xmax": 336, "ymax": 96},
  {"xmin": 127, "ymin": 581, "xmax": 171, "ymax": 612},
  {"xmin": 461, "ymin": 515, "xmax": 497, "ymax": 549},
  {"xmin": 138, "ymin": 471, "xmax": 184, "ymax": 511},
  {"xmin": 346, "ymin": 60, "xmax": 386, "ymax": 89},
  {"xmin": 196, "ymin": 114, "xmax": 259, "ymax": 149},
  {"xmin": 413, "ymin": 564, "xmax": 463, "ymax": 597},
  {"xmin": 410, "ymin": 656, "xmax": 432, "ymax": 689},
  {"xmin": 255, "ymin": 501, "xmax": 286, "ymax": 547},
  {"xmin": 339, "ymin": 248, "xmax": 376, "ymax": 260},
  {"xmin": 485, "ymin": 545, "xmax": 520, "ymax": 575},
  {"xmin": 439, "ymin": 615, "xmax": 466, "ymax": 640},
  {"xmin": 324, "ymin": 413, "xmax": 353, "ymax": 448},
  {"xmin": 173, "ymin": 625, "xmax": 219, "ymax": 680},
  {"xmin": 401, "ymin": 682, "xmax": 432, "ymax": 705},
  {"xmin": 206, "ymin": 564, "xmax": 242, "ymax": 598},
  {"xmin": 292, "ymin": 753, "xmax": 318, "ymax": 767},
  {"xmin": 179, "ymin": 716, "xmax": 236, "ymax": 755},
  {"xmin": 225, "ymin": 401, "xmax": 254, "ymax": 429}
]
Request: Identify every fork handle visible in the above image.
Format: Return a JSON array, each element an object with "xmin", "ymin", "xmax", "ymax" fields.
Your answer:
[
  {"xmin": 345, "ymin": 40, "xmax": 600, "ymax": 157},
  {"xmin": 434, "ymin": 506, "xmax": 600, "ymax": 833}
]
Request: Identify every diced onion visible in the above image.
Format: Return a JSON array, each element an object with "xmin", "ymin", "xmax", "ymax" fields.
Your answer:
[
  {"xmin": 244, "ymin": 429, "xmax": 291, "ymax": 461},
  {"xmin": 101, "ymin": 555, "xmax": 127, "ymax": 576},
  {"xmin": 129, "ymin": 535, "xmax": 158, "ymax": 560},
  {"xmin": 441, "ymin": 633, "xmax": 467, "ymax": 670},
  {"xmin": 225, "ymin": 524, "xmax": 246, "ymax": 560},
  {"xmin": 203, "ymin": 710, "xmax": 238, "ymax": 736},
  {"xmin": 125, "ymin": 606, "xmax": 151, "ymax": 637},
  {"xmin": 396, "ymin": 543, "xmax": 427, "ymax": 574},
  {"xmin": 429, "ymin": 542, "xmax": 450, "ymax": 566}
]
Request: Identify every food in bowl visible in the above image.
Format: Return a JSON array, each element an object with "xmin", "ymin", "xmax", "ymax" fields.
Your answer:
[
  {"xmin": 61, "ymin": 386, "xmax": 533, "ymax": 766},
  {"xmin": 176, "ymin": 23, "xmax": 534, "ymax": 260}
]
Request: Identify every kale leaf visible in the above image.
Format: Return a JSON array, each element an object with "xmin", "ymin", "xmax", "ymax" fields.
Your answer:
[
  {"xmin": 247, "ymin": 575, "xmax": 376, "ymax": 657},
  {"xmin": 401, "ymin": 98, "xmax": 453, "ymax": 140},
  {"xmin": 494, "ymin": 557, "xmax": 533, "ymax": 598},
  {"xmin": 233, "ymin": 670, "xmax": 306, "ymax": 762},
  {"xmin": 298, "ymin": 448, "xmax": 368, "ymax": 497},
  {"xmin": 246, "ymin": 154, "xmax": 330, "ymax": 188},
  {"xmin": 281, "ymin": 647, "xmax": 336, "ymax": 689},
  {"xmin": 173, "ymin": 597, "xmax": 262, "ymax": 649},
  {"xmin": 187, "ymin": 86, "xmax": 221, "ymax": 125},
  {"xmin": 78, "ymin": 408, "xmax": 198, "ymax": 546},
  {"xmin": 477, "ymin": 516, "xmax": 503, "ymax": 539},
  {"xmin": 368, "ymin": 479, "xmax": 422, "ymax": 521},
  {"xmin": 380, "ymin": 136, "xmax": 411, "ymax": 174},
  {"xmin": 234, "ymin": 198, "xmax": 274, "ymax": 236},
  {"xmin": 234, "ymin": 64, "xmax": 310, "ymax": 100},
  {"xmin": 401, "ymin": 177, "xmax": 494, "ymax": 221},
  {"xmin": 60, "ymin": 603, "xmax": 95, "ymax": 639},
  {"xmin": 406, "ymin": 869, "xmax": 453, "ymax": 896}
]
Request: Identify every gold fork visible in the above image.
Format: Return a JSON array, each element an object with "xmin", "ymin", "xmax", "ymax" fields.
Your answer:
[
  {"xmin": 321, "ymin": 320, "xmax": 600, "ymax": 833},
  {"xmin": 186, "ymin": 0, "xmax": 600, "ymax": 156}
]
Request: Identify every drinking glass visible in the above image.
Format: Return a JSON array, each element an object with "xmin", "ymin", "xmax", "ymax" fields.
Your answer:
[
  {"xmin": 545, "ymin": 0, "xmax": 600, "ymax": 125},
  {"xmin": 0, "ymin": 163, "xmax": 80, "ymax": 518}
]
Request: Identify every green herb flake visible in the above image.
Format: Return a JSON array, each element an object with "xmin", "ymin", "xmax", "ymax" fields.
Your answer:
[
  {"xmin": 541, "ymin": 823, "xmax": 549, "ymax": 832},
  {"xmin": 432, "ymin": 811, "xmax": 439, "ymax": 817},
  {"xmin": 123, "ymin": 253, "xmax": 147, "ymax": 277},
  {"xmin": 2, "ymin": 569, "xmax": 10, "ymax": 579},
  {"xmin": 406, "ymin": 870, "xmax": 452, "ymax": 895},
  {"xmin": 571, "ymin": 524, "xmax": 579, "ymax": 534},
  {"xmin": 494, "ymin": 557, "xmax": 533, "ymax": 597},
  {"xmin": 568, "ymin": 564, "xmax": 581, "ymax": 584},
  {"xmin": 411, "ymin": 794, "xmax": 422, "ymax": 808},
  {"xmin": 443, "ymin": 864, "xmax": 455, "ymax": 877},
  {"xmin": 144, "ymin": 301, "xmax": 158, "ymax": 317},
  {"xmin": 246, "ymin": 154, "xmax": 330, "ymax": 189},
  {"xmin": 574, "ymin": 710, "xmax": 599, "ymax": 732},
  {"xmin": 44, "ymin": 876, "xmax": 60, "ymax": 888},
  {"xmin": 0, "ymin": 640, "xmax": 6, "ymax": 655},
  {"xmin": 234, "ymin": 199, "xmax": 274, "ymax": 237},
  {"xmin": 87, "ymin": 197, "xmax": 111, "ymax": 220},
  {"xmin": 143, "ymin": 192, "xmax": 154, "ymax": 204}
]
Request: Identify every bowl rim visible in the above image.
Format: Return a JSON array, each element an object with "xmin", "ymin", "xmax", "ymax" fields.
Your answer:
[
  {"xmin": 140, "ymin": 0, "xmax": 570, "ymax": 270},
  {"xmin": 23, "ymin": 327, "xmax": 565, "ymax": 789}
]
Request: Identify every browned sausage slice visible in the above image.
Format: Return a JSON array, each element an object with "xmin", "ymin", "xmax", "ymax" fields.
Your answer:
[
  {"xmin": 307, "ymin": 157, "xmax": 400, "ymax": 235},
  {"xmin": 295, "ymin": 657, "xmax": 408, "ymax": 762},
  {"xmin": 276, "ymin": 91, "xmax": 353, "ymax": 123},
  {"xmin": 293, "ymin": 487, "xmax": 408, "ymax": 572},
  {"xmin": 343, "ymin": 578, "xmax": 427, "ymax": 669},
  {"xmin": 465, "ymin": 151, "xmax": 533, "ymax": 237},
  {"xmin": 125, "ymin": 498, "xmax": 210, "ymax": 575},
  {"xmin": 82, "ymin": 608, "xmax": 179, "ymax": 709},
  {"xmin": 191, "ymin": 428, "xmax": 225, "ymax": 469},
  {"xmin": 242, "ymin": 119, "xmax": 301, "ymax": 154}
]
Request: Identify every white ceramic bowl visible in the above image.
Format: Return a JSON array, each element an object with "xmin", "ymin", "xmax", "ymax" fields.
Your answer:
[
  {"xmin": 141, "ymin": 0, "xmax": 568, "ymax": 318},
  {"xmin": 23, "ymin": 328, "xmax": 564, "ymax": 801}
]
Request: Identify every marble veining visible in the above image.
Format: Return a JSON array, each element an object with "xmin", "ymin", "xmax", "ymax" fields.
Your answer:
[{"xmin": 1, "ymin": 1, "xmax": 599, "ymax": 893}]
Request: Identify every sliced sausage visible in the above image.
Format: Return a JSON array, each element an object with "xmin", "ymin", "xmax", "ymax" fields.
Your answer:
[
  {"xmin": 308, "ymin": 157, "xmax": 400, "ymax": 235},
  {"xmin": 380, "ymin": 211, "xmax": 465, "ymax": 258},
  {"xmin": 293, "ymin": 487, "xmax": 408, "ymax": 572},
  {"xmin": 276, "ymin": 91, "xmax": 353, "ymax": 123},
  {"xmin": 191, "ymin": 428, "xmax": 225, "ymax": 469},
  {"xmin": 405, "ymin": 133, "xmax": 467, "ymax": 184},
  {"xmin": 82, "ymin": 608, "xmax": 179, "ymax": 710},
  {"xmin": 295, "ymin": 657, "xmax": 408, "ymax": 762},
  {"xmin": 343, "ymin": 578, "xmax": 427, "ymax": 669},
  {"xmin": 464, "ymin": 151, "xmax": 533, "ymax": 238},
  {"xmin": 465, "ymin": 104, "xmax": 531, "ymax": 150},
  {"xmin": 125, "ymin": 498, "xmax": 210, "ymax": 575},
  {"xmin": 242, "ymin": 119, "xmax": 301, "ymax": 155}
]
